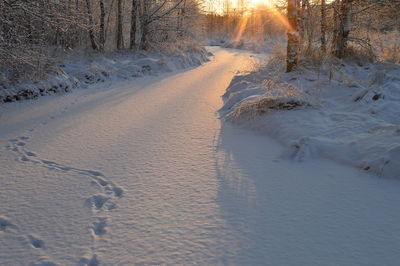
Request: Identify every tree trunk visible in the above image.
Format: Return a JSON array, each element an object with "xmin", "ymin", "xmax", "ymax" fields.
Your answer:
[
  {"xmin": 287, "ymin": 0, "xmax": 299, "ymax": 72},
  {"xmin": 305, "ymin": 0, "xmax": 312, "ymax": 52},
  {"xmin": 99, "ymin": 0, "xmax": 106, "ymax": 50},
  {"xmin": 177, "ymin": 0, "xmax": 187, "ymax": 38},
  {"xmin": 117, "ymin": 0, "xmax": 124, "ymax": 50},
  {"xmin": 298, "ymin": 0, "xmax": 305, "ymax": 41},
  {"xmin": 332, "ymin": 0, "xmax": 353, "ymax": 58},
  {"xmin": 139, "ymin": 22, "xmax": 149, "ymax": 50},
  {"xmin": 139, "ymin": 0, "xmax": 149, "ymax": 50},
  {"xmin": 130, "ymin": 0, "xmax": 139, "ymax": 49},
  {"xmin": 85, "ymin": 0, "xmax": 98, "ymax": 50},
  {"xmin": 320, "ymin": 0, "xmax": 327, "ymax": 52}
]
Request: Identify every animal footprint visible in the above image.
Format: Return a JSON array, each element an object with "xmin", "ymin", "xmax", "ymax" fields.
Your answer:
[
  {"xmin": 29, "ymin": 259, "xmax": 57, "ymax": 266},
  {"xmin": 79, "ymin": 254, "xmax": 100, "ymax": 266},
  {"xmin": 26, "ymin": 151, "xmax": 37, "ymax": 157},
  {"xmin": 104, "ymin": 186, "xmax": 124, "ymax": 198},
  {"xmin": 6, "ymin": 133, "xmax": 125, "ymax": 259},
  {"xmin": 28, "ymin": 234, "xmax": 45, "ymax": 249},
  {"xmin": 92, "ymin": 218, "xmax": 107, "ymax": 236},
  {"xmin": 0, "ymin": 217, "xmax": 16, "ymax": 232},
  {"xmin": 85, "ymin": 195, "xmax": 115, "ymax": 210},
  {"xmin": 20, "ymin": 155, "xmax": 29, "ymax": 162}
]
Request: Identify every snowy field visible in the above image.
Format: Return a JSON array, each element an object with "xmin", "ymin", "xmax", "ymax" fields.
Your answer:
[
  {"xmin": 1, "ymin": 47, "xmax": 400, "ymax": 265},
  {"xmin": 221, "ymin": 54, "xmax": 400, "ymax": 178}
]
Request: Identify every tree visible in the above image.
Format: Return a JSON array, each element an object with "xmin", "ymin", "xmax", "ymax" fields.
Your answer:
[
  {"xmin": 117, "ymin": 0, "xmax": 124, "ymax": 50},
  {"xmin": 99, "ymin": 0, "xmax": 106, "ymax": 50},
  {"xmin": 287, "ymin": 0, "xmax": 299, "ymax": 72},
  {"xmin": 332, "ymin": 0, "xmax": 353, "ymax": 58},
  {"xmin": 139, "ymin": 0, "xmax": 185, "ymax": 50},
  {"xmin": 130, "ymin": 0, "xmax": 139, "ymax": 49},
  {"xmin": 139, "ymin": 0, "xmax": 150, "ymax": 50},
  {"xmin": 85, "ymin": 0, "xmax": 99, "ymax": 50},
  {"xmin": 321, "ymin": 0, "xmax": 327, "ymax": 52}
]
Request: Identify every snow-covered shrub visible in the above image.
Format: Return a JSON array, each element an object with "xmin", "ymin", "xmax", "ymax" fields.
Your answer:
[
  {"xmin": 222, "ymin": 56, "xmax": 316, "ymax": 121},
  {"xmin": 226, "ymin": 95, "xmax": 313, "ymax": 121}
]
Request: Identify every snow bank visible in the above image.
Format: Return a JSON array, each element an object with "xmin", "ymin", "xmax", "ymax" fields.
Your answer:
[
  {"xmin": 221, "ymin": 56, "xmax": 400, "ymax": 178},
  {"xmin": 0, "ymin": 47, "xmax": 210, "ymax": 103}
]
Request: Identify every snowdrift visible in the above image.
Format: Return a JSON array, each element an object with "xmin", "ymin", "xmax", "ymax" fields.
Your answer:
[
  {"xmin": 221, "ymin": 56, "xmax": 400, "ymax": 178},
  {"xmin": 0, "ymin": 47, "xmax": 209, "ymax": 103}
]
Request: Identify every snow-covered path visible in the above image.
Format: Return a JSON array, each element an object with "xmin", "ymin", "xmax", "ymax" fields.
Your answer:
[{"xmin": 1, "ymin": 47, "xmax": 400, "ymax": 265}]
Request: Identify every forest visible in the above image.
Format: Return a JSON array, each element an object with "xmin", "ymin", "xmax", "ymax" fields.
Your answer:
[{"xmin": 1, "ymin": 0, "xmax": 399, "ymax": 86}]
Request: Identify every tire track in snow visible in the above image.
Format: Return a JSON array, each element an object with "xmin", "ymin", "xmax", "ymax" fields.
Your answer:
[{"xmin": 5, "ymin": 135, "xmax": 124, "ymax": 265}]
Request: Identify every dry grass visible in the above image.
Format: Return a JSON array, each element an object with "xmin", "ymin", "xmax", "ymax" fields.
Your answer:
[
  {"xmin": 226, "ymin": 77, "xmax": 314, "ymax": 121},
  {"xmin": 370, "ymin": 30, "xmax": 400, "ymax": 63},
  {"xmin": 227, "ymin": 96, "xmax": 313, "ymax": 121}
]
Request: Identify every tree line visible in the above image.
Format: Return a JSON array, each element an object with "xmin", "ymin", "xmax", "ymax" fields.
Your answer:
[
  {"xmin": 286, "ymin": 0, "xmax": 400, "ymax": 72},
  {"xmin": 0, "ymin": 0, "xmax": 203, "ymax": 83}
]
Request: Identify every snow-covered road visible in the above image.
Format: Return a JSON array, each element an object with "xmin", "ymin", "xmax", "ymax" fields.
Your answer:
[{"xmin": 1, "ymin": 47, "xmax": 400, "ymax": 265}]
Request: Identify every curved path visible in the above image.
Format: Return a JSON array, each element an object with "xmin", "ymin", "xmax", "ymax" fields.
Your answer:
[{"xmin": 1, "ymin": 48, "xmax": 400, "ymax": 265}]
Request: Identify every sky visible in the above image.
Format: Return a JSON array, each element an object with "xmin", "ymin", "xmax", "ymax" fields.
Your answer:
[{"xmin": 204, "ymin": 0, "xmax": 276, "ymax": 13}]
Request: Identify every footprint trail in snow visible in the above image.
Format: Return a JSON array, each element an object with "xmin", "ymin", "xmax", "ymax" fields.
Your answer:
[{"xmin": 5, "ymin": 135, "xmax": 124, "ymax": 265}]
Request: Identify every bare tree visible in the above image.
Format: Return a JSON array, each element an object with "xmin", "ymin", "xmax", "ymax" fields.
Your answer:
[
  {"xmin": 139, "ymin": 0, "xmax": 150, "ymax": 50},
  {"xmin": 321, "ymin": 0, "xmax": 327, "ymax": 52},
  {"xmin": 130, "ymin": 0, "xmax": 139, "ymax": 49},
  {"xmin": 99, "ymin": 0, "xmax": 106, "ymax": 50},
  {"xmin": 85, "ymin": 0, "xmax": 99, "ymax": 50},
  {"xmin": 117, "ymin": 0, "xmax": 124, "ymax": 50},
  {"xmin": 332, "ymin": 0, "xmax": 353, "ymax": 58},
  {"xmin": 139, "ymin": 0, "xmax": 185, "ymax": 50},
  {"xmin": 287, "ymin": 0, "xmax": 299, "ymax": 72}
]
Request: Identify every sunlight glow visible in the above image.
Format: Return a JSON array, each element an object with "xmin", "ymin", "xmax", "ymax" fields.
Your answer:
[
  {"xmin": 269, "ymin": 6, "xmax": 293, "ymax": 32},
  {"xmin": 248, "ymin": 0, "xmax": 272, "ymax": 8},
  {"xmin": 234, "ymin": 15, "xmax": 249, "ymax": 43},
  {"xmin": 205, "ymin": 0, "xmax": 275, "ymax": 14}
]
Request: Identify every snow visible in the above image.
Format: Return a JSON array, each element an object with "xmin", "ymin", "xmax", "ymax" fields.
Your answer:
[
  {"xmin": 221, "ymin": 55, "xmax": 400, "ymax": 178},
  {"xmin": 1, "ymin": 47, "xmax": 400, "ymax": 265},
  {"xmin": 209, "ymin": 37, "xmax": 286, "ymax": 54},
  {"xmin": 0, "ymin": 47, "xmax": 210, "ymax": 103}
]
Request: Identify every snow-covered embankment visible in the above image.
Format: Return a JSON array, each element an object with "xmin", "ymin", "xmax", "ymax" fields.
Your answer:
[
  {"xmin": 220, "ymin": 55, "xmax": 400, "ymax": 178},
  {"xmin": 0, "ymin": 47, "xmax": 210, "ymax": 103}
]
